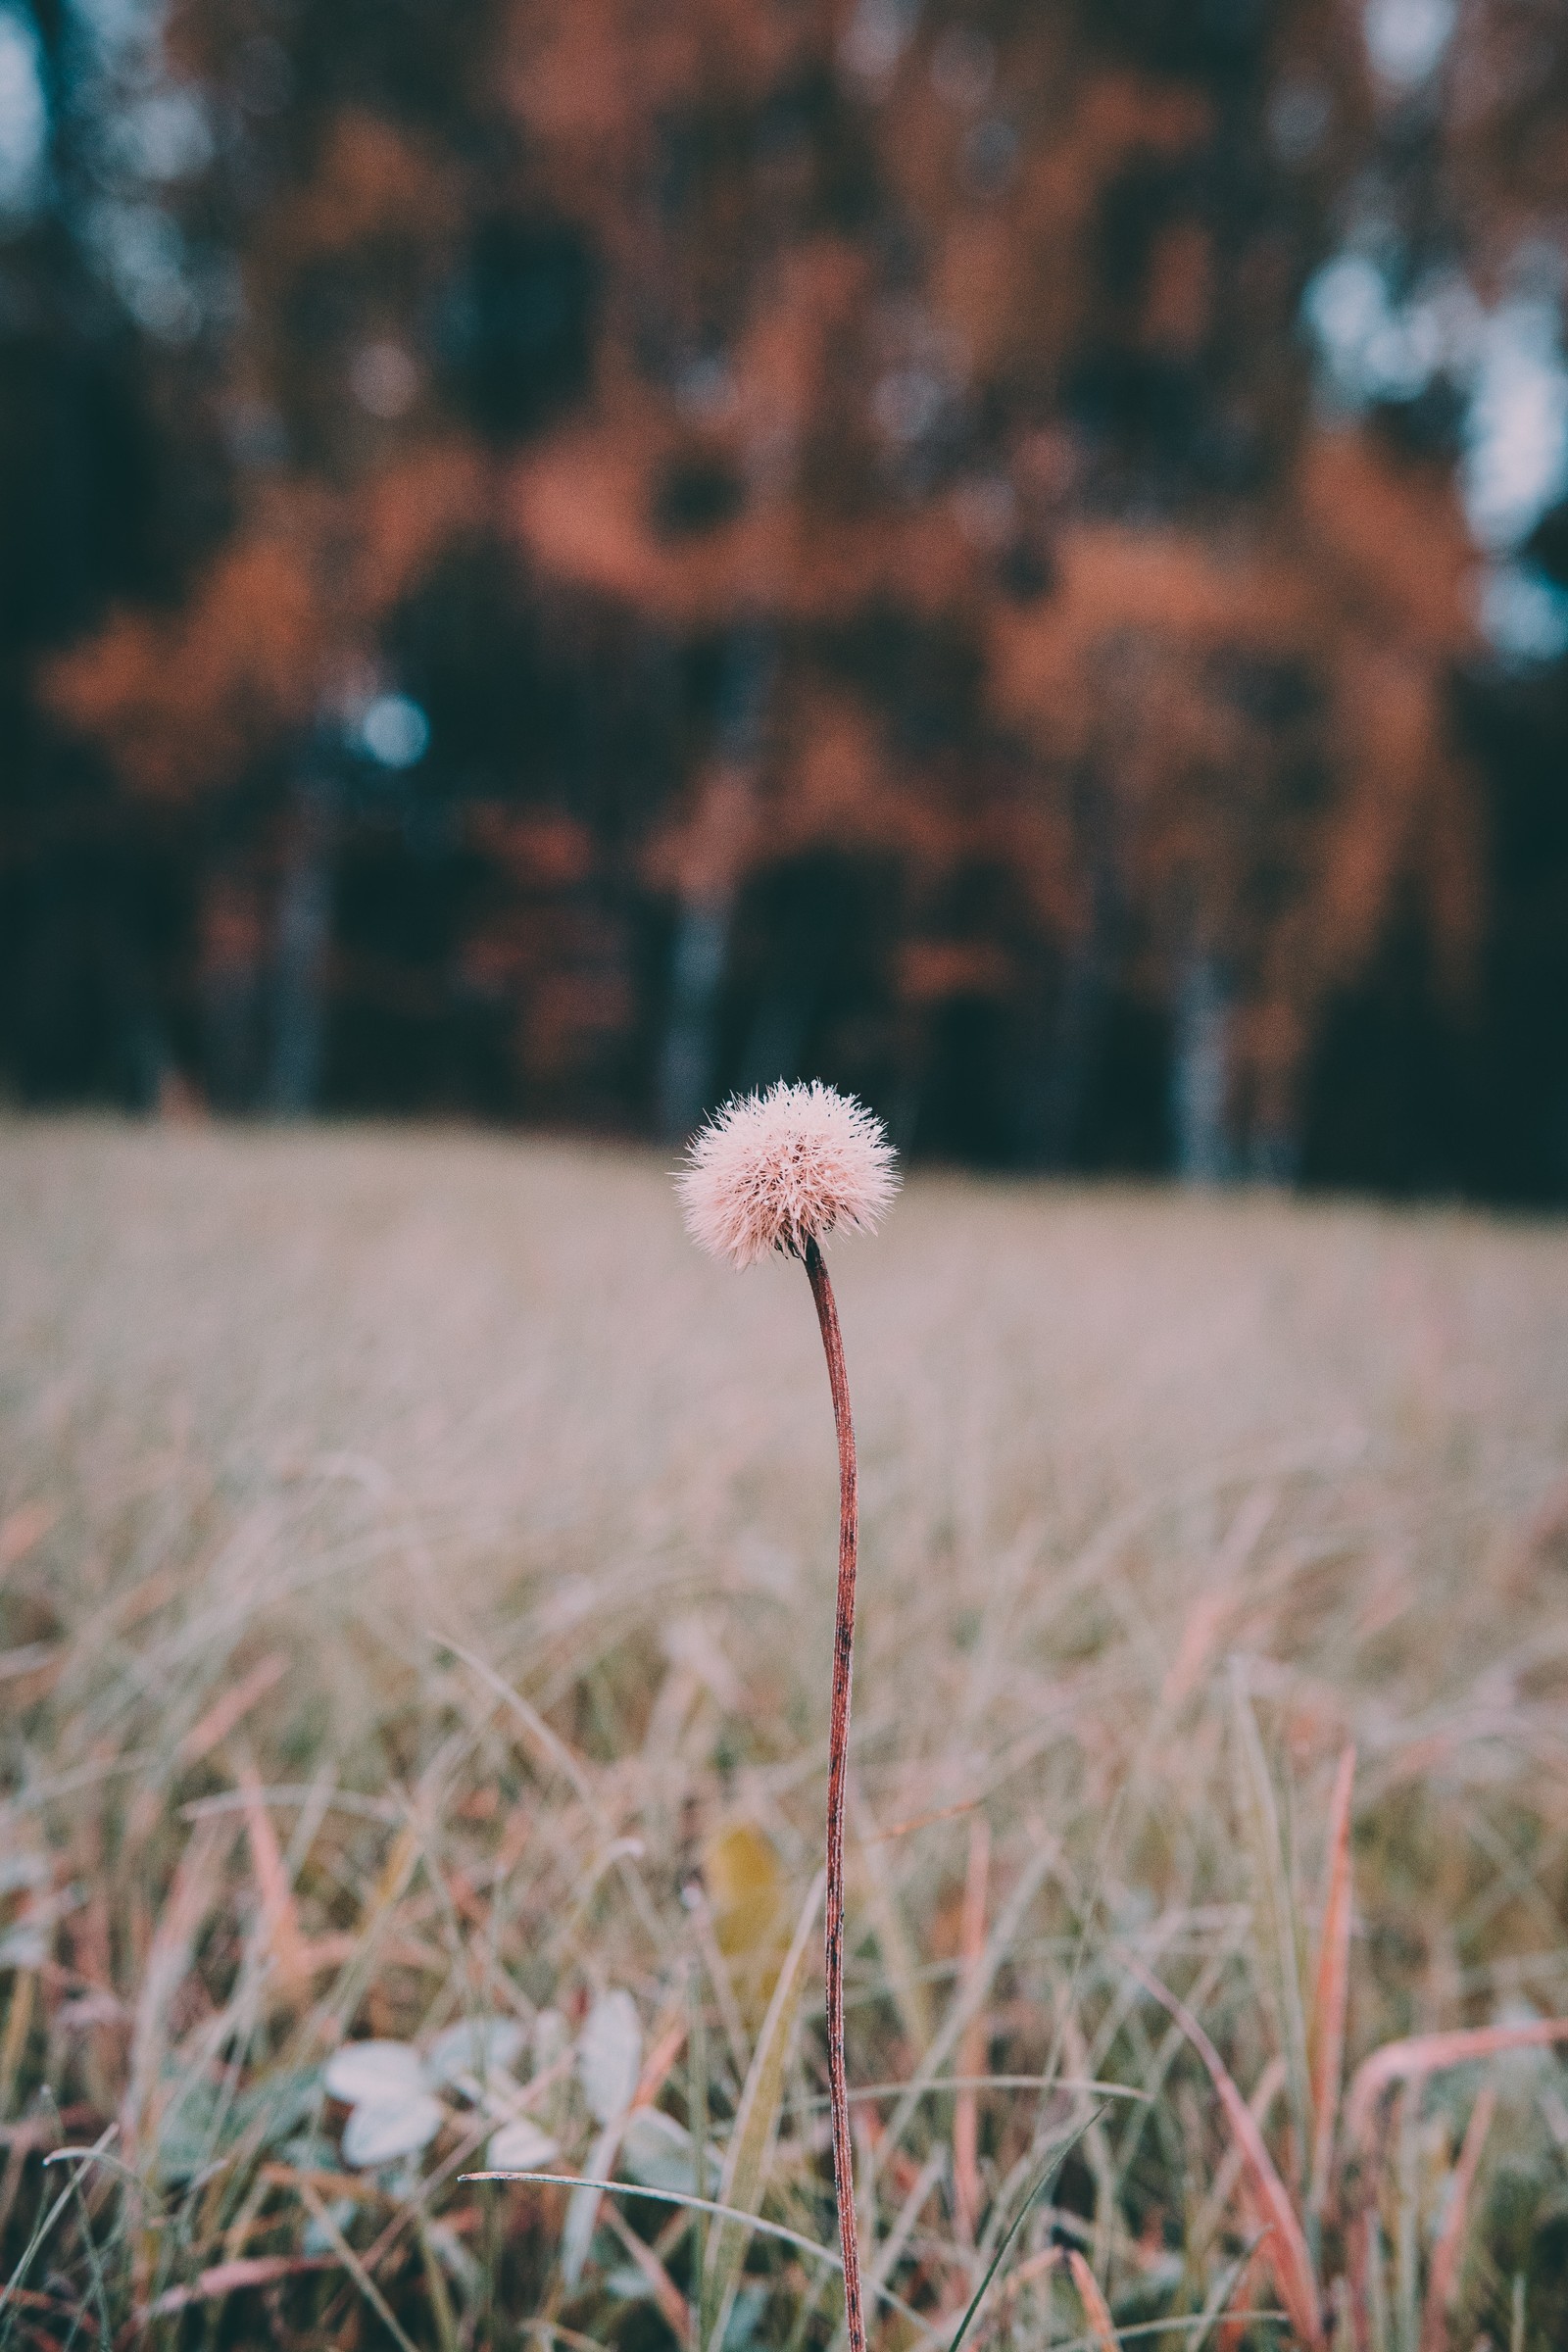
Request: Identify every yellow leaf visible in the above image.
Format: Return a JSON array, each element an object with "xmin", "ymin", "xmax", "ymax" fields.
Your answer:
[{"xmin": 706, "ymin": 1822, "xmax": 790, "ymax": 2018}]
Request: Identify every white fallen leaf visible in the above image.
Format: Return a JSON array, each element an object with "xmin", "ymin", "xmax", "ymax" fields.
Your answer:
[
  {"xmin": 323, "ymin": 2040, "xmax": 425, "ymax": 2107},
  {"xmin": 579, "ymin": 1989, "xmax": 641, "ymax": 2125},
  {"xmin": 486, "ymin": 2117, "xmax": 561, "ymax": 2172},
  {"xmin": 620, "ymin": 2106, "xmax": 720, "ymax": 2193},
  {"xmin": 533, "ymin": 2008, "xmax": 569, "ymax": 2073},
  {"xmin": 564, "ymin": 2118, "xmax": 620, "ymax": 2285},
  {"xmin": 341, "ymin": 2093, "xmax": 446, "ymax": 2168},
  {"xmin": 426, "ymin": 2016, "xmax": 528, "ymax": 2089}
]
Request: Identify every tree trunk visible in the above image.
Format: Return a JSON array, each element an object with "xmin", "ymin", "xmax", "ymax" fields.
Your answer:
[
  {"xmin": 268, "ymin": 782, "xmax": 334, "ymax": 1116},
  {"xmin": 658, "ymin": 895, "xmax": 733, "ymax": 1139},
  {"xmin": 1021, "ymin": 827, "xmax": 1118, "ymax": 1169},
  {"xmin": 1173, "ymin": 955, "xmax": 1233, "ymax": 1184},
  {"xmin": 657, "ymin": 626, "xmax": 773, "ymax": 1139}
]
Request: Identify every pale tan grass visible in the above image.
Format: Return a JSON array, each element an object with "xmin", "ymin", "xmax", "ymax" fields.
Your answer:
[{"xmin": 2, "ymin": 1119, "xmax": 1567, "ymax": 2345}]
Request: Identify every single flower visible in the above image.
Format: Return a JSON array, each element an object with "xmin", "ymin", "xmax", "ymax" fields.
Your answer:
[
  {"xmin": 677, "ymin": 1080, "xmax": 899, "ymax": 1271},
  {"xmin": 677, "ymin": 1081, "xmax": 898, "ymax": 2352}
]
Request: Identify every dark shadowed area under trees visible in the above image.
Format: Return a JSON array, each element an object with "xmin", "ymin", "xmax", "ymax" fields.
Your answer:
[{"xmin": 2, "ymin": 0, "xmax": 1567, "ymax": 1198}]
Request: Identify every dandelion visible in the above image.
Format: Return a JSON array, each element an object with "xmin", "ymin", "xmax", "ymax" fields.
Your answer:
[
  {"xmin": 677, "ymin": 1080, "xmax": 899, "ymax": 1272},
  {"xmin": 678, "ymin": 1081, "xmax": 899, "ymax": 2352}
]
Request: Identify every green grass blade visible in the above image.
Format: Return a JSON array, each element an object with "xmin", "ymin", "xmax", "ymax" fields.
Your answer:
[
  {"xmin": 1, "ymin": 2126, "xmax": 120, "ymax": 2330},
  {"xmin": 946, "ymin": 2108, "xmax": 1102, "ymax": 2352},
  {"xmin": 461, "ymin": 2170, "xmax": 936, "ymax": 2334}
]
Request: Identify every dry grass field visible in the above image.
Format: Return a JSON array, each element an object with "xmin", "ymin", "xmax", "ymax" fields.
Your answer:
[{"xmin": 2, "ymin": 1120, "xmax": 1568, "ymax": 2350}]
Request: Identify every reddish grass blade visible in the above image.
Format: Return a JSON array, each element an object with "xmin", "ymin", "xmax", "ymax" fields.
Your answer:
[
  {"xmin": 633, "ymin": 2012, "xmax": 689, "ymax": 2110},
  {"xmin": 0, "ymin": 1499, "xmax": 56, "ymax": 1577},
  {"xmin": 1124, "ymin": 1956, "xmax": 1324, "ymax": 2351},
  {"xmin": 237, "ymin": 1759, "xmax": 309, "ymax": 1995},
  {"xmin": 143, "ymin": 2254, "xmax": 338, "ymax": 2320},
  {"xmin": 605, "ymin": 2199, "xmax": 693, "ymax": 2340},
  {"xmin": 1346, "ymin": 2020, "xmax": 1568, "ymax": 2152},
  {"xmin": 1190, "ymin": 2056, "xmax": 1285, "ymax": 2261},
  {"xmin": 1159, "ymin": 1488, "xmax": 1277, "ymax": 1712},
  {"xmin": 179, "ymin": 1652, "xmax": 289, "ymax": 1766},
  {"xmin": 978, "ymin": 2242, "xmax": 1061, "ymax": 2346},
  {"xmin": 1067, "ymin": 2249, "xmax": 1120, "ymax": 2350},
  {"xmin": 1216, "ymin": 2234, "xmax": 1270, "ymax": 2352},
  {"xmin": 1307, "ymin": 1744, "xmax": 1356, "ymax": 2219},
  {"xmin": 122, "ymin": 1818, "xmax": 231, "ymax": 2163},
  {"xmin": 1419, "ymin": 2083, "xmax": 1495, "ymax": 2352}
]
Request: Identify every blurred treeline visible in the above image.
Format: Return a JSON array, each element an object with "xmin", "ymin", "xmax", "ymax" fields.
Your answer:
[{"xmin": 3, "ymin": 0, "xmax": 1567, "ymax": 1194}]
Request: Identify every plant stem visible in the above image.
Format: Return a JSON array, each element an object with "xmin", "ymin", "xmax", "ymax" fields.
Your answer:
[{"xmin": 803, "ymin": 1235, "xmax": 866, "ymax": 2352}]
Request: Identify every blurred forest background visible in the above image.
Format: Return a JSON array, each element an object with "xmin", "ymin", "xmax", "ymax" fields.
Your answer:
[{"xmin": 2, "ymin": 0, "xmax": 1567, "ymax": 1198}]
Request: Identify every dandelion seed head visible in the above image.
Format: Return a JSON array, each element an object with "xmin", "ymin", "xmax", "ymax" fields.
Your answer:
[{"xmin": 678, "ymin": 1081, "xmax": 900, "ymax": 1271}]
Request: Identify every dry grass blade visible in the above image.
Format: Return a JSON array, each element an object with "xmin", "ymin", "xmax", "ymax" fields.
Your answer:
[
  {"xmin": 862, "ymin": 2146, "xmax": 945, "ymax": 2319},
  {"xmin": 704, "ymin": 1872, "xmax": 823, "ymax": 2351},
  {"xmin": 1158, "ymin": 1487, "xmax": 1277, "ymax": 1713},
  {"xmin": 944, "ymin": 2112, "xmax": 1098, "ymax": 2352},
  {"xmin": 0, "ymin": 1499, "xmax": 56, "ymax": 1576},
  {"xmin": 296, "ymin": 2178, "xmax": 424, "ymax": 2352},
  {"xmin": 1215, "ymin": 2236, "xmax": 1272, "ymax": 2352},
  {"xmin": 121, "ymin": 1817, "xmax": 231, "ymax": 2161},
  {"xmin": 1419, "ymin": 2083, "xmax": 1495, "ymax": 2351},
  {"xmin": 980, "ymin": 2242, "xmax": 1061, "ymax": 2342},
  {"xmin": 853, "ymin": 1793, "xmax": 935, "ymax": 2052},
  {"xmin": 1229, "ymin": 1672, "xmax": 1312, "ymax": 2191},
  {"xmin": 605, "ymin": 2198, "xmax": 693, "ymax": 2339},
  {"xmin": 1066, "ymin": 2249, "xmax": 1120, "ymax": 2350},
  {"xmin": 178, "ymin": 1653, "xmax": 289, "ymax": 1766},
  {"xmin": 1345, "ymin": 2020, "xmax": 1568, "ymax": 2153},
  {"xmin": 1189, "ymin": 2056, "xmax": 1285, "ymax": 2262},
  {"xmin": 953, "ymin": 1815, "xmax": 991, "ymax": 2245},
  {"xmin": 1307, "ymin": 1744, "xmax": 1356, "ymax": 2220},
  {"xmin": 0, "ymin": 1973, "xmax": 35, "ymax": 2121},
  {"xmin": 874, "ymin": 1839, "xmax": 1061, "ymax": 2182},
  {"xmin": 1182, "ymin": 2230, "xmax": 1269, "ymax": 2352},
  {"xmin": 635, "ymin": 2013, "xmax": 689, "ymax": 2110},
  {"xmin": 1123, "ymin": 1956, "xmax": 1323, "ymax": 2351},
  {"xmin": 236, "ymin": 1758, "xmax": 309, "ymax": 1994},
  {"xmin": 442, "ymin": 1637, "xmax": 605, "ymax": 1824}
]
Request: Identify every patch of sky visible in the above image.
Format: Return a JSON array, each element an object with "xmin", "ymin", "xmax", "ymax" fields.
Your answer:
[
  {"xmin": 1304, "ymin": 255, "xmax": 1483, "ymax": 407},
  {"xmin": 87, "ymin": 193, "xmax": 199, "ymax": 336},
  {"xmin": 0, "ymin": 6, "xmax": 46, "ymax": 218},
  {"xmin": 55, "ymin": 0, "xmax": 217, "ymax": 336},
  {"xmin": 72, "ymin": 0, "xmax": 165, "ymax": 69},
  {"xmin": 841, "ymin": 0, "xmax": 921, "ymax": 93},
  {"xmin": 1475, "ymin": 564, "xmax": 1568, "ymax": 666},
  {"xmin": 360, "ymin": 695, "xmax": 431, "ymax": 770},
  {"xmin": 1363, "ymin": 0, "xmax": 1457, "ymax": 93},
  {"xmin": 1268, "ymin": 75, "xmax": 1332, "ymax": 166},
  {"xmin": 112, "ymin": 86, "xmax": 212, "ymax": 181},
  {"xmin": 1462, "ymin": 297, "xmax": 1568, "ymax": 553},
  {"xmin": 1303, "ymin": 236, "xmax": 1568, "ymax": 662}
]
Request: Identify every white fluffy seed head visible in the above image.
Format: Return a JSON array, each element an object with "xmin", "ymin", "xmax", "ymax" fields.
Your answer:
[{"xmin": 677, "ymin": 1081, "xmax": 900, "ymax": 1272}]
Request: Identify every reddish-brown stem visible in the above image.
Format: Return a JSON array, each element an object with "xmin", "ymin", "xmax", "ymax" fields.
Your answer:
[{"xmin": 803, "ymin": 1235, "xmax": 865, "ymax": 2352}]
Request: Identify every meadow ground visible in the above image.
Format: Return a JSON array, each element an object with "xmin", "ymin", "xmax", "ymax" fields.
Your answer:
[{"xmin": 2, "ymin": 1120, "xmax": 1567, "ymax": 2351}]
